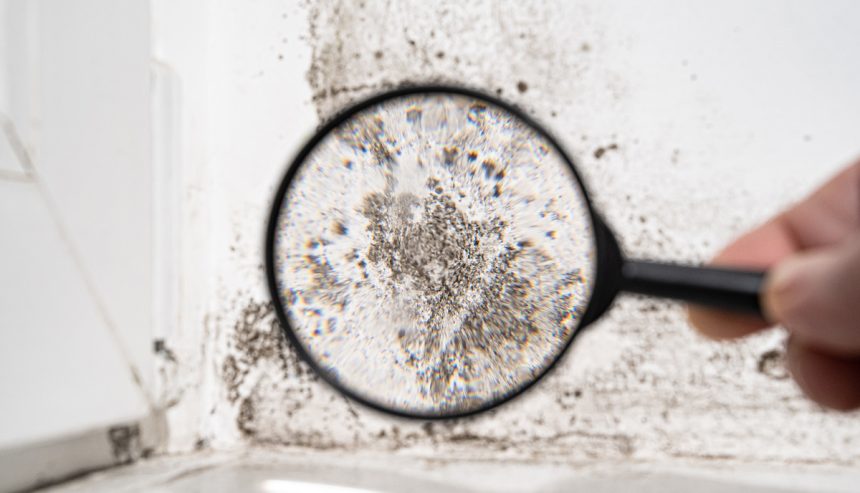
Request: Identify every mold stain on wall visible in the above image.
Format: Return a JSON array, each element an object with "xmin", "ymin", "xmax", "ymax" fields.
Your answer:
[
  {"xmin": 204, "ymin": 0, "xmax": 860, "ymax": 467},
  {"xmin": 218, "ymin": 296, "xmax": 641, "ymax": 461},
  {"xmin": 304, "ymin": 0, "xmax": 608, "ymax": 122}
]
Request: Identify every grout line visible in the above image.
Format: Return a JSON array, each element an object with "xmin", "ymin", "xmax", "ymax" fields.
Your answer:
[{"xmin": 0, "ymin": 111, "xmax": 158, "ymax": 411}]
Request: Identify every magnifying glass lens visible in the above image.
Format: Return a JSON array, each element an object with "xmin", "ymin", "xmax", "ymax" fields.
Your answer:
[{"xmin": 271, "ymin": 91, "xmax": 597, "ymax": 417}]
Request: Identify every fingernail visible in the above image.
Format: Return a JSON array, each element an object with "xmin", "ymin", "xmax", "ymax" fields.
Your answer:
[{"xmin": 762, "ymin": 256, "xmax": 806, "ymax": 325}]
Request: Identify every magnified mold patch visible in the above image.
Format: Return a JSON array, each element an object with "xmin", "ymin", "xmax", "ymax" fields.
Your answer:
[{"xmin": 273, "ymin": 93, "xmax": 596, "ymax": 415}]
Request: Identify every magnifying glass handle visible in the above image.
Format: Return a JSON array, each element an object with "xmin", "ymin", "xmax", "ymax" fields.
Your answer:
[{"xmin": 621, "ymin": 260, "xmax": 766, "ymax": 316}]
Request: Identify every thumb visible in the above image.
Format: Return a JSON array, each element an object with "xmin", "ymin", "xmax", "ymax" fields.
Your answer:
[{"xmin": 763, "ymin": 232, "xmax": 860, "ymax": 355}]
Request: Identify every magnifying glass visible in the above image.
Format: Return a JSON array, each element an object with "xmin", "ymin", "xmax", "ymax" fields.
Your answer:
[{"xmin": 266, "ymin": 86, "xmax": 765, "ymax": 419}]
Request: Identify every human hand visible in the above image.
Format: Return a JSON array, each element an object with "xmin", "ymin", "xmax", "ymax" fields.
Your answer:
[{"xmin": 688, "ymin": 160, "xmax": 860, "ymax": 410}]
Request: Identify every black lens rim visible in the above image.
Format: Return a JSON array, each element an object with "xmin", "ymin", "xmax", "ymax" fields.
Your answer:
[{"xmin": 265, "ymin": 84, "xmax": 601, "ymax": 419}]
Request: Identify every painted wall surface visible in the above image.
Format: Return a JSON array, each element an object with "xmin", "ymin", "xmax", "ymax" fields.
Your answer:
[
  {"xmin": 0, "ymin": 0, "xmax": 153, "ymax": 450},
  {"xmin": 157, "ymin": 0, "xmax": 860, "ymax": 467}
]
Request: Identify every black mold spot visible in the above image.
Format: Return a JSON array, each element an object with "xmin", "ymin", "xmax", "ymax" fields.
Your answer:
[
  {"xmin": 443, "ymin": 146, "xmax": 459, "ymax": 166},
  {"xmin": 153, "ymin": 338, "xmax": 178, "ymax": 363},
  {"xmin": 516, "ymin": 81, "xmax": 528, "ymax": 93},
  {"xmin": 593, "ymin": 143, "xmax": 618, "ymax": 159},
  {"xmin": 223, "ymin": 355, "xmax": 241, "ymax": 403},
  {"xmin": 481, "ymin": 159, "xmax": 497, "ymax": 178},
  {"xmin": 758, "ymin": 349, "xmax": 789, "ymax": 380},
  {"xmin": 108, "ymin": 424, "xmax": 141, "ymax": 464},
  {"xmin": 238, "ymin": 396, "xmax": 256, "ymax": 437}
]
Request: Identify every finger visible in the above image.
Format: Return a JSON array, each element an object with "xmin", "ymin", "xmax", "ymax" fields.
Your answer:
[
  {"xmin": 688, "ymin": 215, "xmax": 798, "ymax": 339},
  {"xmin": 764, "ymin": 232, "xmax": 860, "ymax": 355},
  {"xmin": 687, "ymin": 308, "xmax": 769, "ymax": 340},
  {"xmin": 787, "ymin": 337, "xmax": 860, "ymax": 411}
]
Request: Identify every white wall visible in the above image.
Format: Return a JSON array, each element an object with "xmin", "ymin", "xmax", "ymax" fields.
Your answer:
[
  {"xmin": 156, "ymin": 0, "xmax": 860, "ymax": 468},
  {"xmin": 0, "ymin": 0, "xmax": 153, "ymax": 456}
]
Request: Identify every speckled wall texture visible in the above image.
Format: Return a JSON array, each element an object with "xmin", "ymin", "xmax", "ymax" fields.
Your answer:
[{"xmin": 158, "ymin": 0, "xmax": 860, "ymax": 466}]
